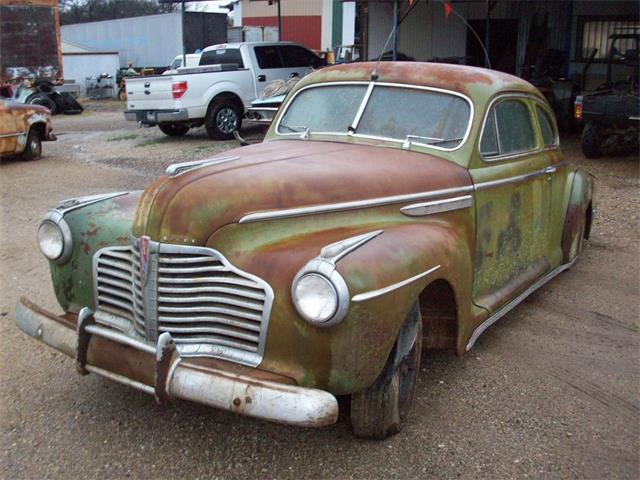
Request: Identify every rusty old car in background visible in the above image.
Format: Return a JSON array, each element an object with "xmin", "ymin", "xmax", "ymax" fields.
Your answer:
[
  {"xmin": 0, "ymin": 98, "xmax": 56, "ymax": 160},
  {"xmin": 15, "ymin": 62, "xmax": 595, "ymax": 439}
]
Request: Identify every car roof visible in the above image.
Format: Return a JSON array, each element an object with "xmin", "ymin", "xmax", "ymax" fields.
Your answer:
[
  {"xmin": 202, "ymin": 41, "xmax": 299, "ymax": 52},
  {"xmin": 296, "ymin": 61, "xmax": 543, "ymax": 102}
]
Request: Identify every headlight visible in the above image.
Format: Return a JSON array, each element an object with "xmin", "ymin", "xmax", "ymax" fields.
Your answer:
[
  {"xmin": 291, "ymin": 259, "xmax": 350, "ymax": 328},
  {"xmin": 36, "ymin": 211, "xmax": 73, "ymax": 263},
  {"xmin": 293, "ymin": 274, "xmax": 338, "ymax": 324}
]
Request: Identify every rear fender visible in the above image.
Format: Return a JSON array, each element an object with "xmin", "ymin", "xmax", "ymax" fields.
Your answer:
[{"xmin": 561, "ymin": 169, "xmax": 595, "ymax": 262}]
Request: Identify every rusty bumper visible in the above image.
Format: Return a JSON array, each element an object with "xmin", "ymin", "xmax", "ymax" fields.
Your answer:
[{"xmin": 14, "ymin": 297, "xmax": 338, "ymax": 428}]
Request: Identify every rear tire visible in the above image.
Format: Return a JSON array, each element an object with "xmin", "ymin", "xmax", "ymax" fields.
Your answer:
[
  {"xmin": 22, "ymin": 130, "xmax": 42, "ymax": 161},
  {"xmin": 205, "ymin": 99, "xmax": 242, "ymax": 140},
  {"xmin": 350, "ymin": 303, "xmax": 423, "ymax": 439},
  {"xmin": 581, "ymin": 122, "xmax": 603, "ymax": 158},
  {"xmin": 158, "ymin": 123, "xmax": 190, "ymax": 137}
]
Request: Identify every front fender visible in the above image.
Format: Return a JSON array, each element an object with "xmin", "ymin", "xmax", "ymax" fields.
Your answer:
[
  {"xmin": 209, "ymin": 212, "xmax": 474, "ymax": 395},
  {"xmin": 48, "ymin": 192, "xmax": 141, "ymax": 312}
]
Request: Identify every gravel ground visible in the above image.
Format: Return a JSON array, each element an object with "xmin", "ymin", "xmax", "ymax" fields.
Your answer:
[{"xmin": 0, "ymin": 102, "xmax": 638, "ymax": 479}]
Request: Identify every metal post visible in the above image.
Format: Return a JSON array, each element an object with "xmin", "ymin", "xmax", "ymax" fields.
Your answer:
[
  {"xmin": 182, "ymin": 0, "xmax": 187, "ymax": 66},
  {"xmin": 392, "ymin": 0, "xmax": 398, "ymax": 61},
  {"xmin": 277, "ymin": 0, "xmax": 282, "ymax": 41},
  {"xmin": 484, "ymin": 0, "xmax": 491, "ymax": 68}
]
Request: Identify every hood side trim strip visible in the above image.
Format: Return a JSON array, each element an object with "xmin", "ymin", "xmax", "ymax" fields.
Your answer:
[{"xmin": 238, "ymin": 186, "xmax": 473, "ymax": 224}]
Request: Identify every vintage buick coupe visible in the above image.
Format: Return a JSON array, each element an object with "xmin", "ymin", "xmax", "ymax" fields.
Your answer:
[{"xmin": 16, "ymin": 62, "xmax": 595, "ymax": 439}]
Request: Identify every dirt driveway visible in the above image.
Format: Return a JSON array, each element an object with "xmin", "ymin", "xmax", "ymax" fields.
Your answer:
[{"xmin": 1, "ymin": 104, "xmax": 638, "ymax": 479}]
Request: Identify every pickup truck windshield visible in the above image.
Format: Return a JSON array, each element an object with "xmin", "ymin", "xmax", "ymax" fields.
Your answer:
[{"xmin": 278, "ymin": 84, "xmax": 471, "ymax": 149}]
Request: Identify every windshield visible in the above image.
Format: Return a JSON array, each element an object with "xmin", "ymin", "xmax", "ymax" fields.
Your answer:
[{"xmin": 277, "ymin": 83, "xmax": 471, "ymax": 150}]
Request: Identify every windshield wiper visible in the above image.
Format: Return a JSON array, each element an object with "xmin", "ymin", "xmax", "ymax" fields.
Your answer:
[
  {"xmin": 279, "ymin": 123, "xmax": 309, "ymax": 139},
  {"xmin": 402, "ymin": 134, "xmax": 463, "ymax": 149},
  {"xmin": 425, "ymin": 137, "xmax": 464, "ymax": 146}
]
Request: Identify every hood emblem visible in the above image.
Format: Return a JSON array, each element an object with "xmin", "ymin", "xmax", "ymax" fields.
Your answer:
[{"xmin": 139, "ymin": 235, "xmax": 151, "ymax": 285}]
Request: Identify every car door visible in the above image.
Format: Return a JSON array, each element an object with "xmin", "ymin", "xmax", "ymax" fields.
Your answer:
[
  {"xmin": 278, "ymin": 45, "xmax": 323, "ymax": 78},
  {"xmin": 252, "ymin": 44, "xmax": 319, "ymax": 94},
  {"xmin": 0, "ymin": 100, "xmax": 21, "ymax": 155},
  {"xmin": 470, "ymin": 95, "xmax": 554, "ymax": 313}
]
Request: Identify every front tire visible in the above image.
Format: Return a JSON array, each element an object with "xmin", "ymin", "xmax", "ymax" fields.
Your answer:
[
  {"xmin": 158, "ymin": 123, "xmax": 190, "ymax": 137},
  {"xmin": 350, "ymin": 303, "xmax": 423, "ymax": 439},
  {"xmin": 581, "ymin": 122, "xmax": 603, "ymax": 158},
  {"xmin": 22, "ymin": 130, "xmax": 42, "ymax": 161},
  {"xmin": 205, "ymin": 99, "xmax": 242, "ymax": 140}
]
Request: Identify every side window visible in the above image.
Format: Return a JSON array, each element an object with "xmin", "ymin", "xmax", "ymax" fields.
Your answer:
[
  {"xmin": 254, "ymin": 46, "xmax": 284, "ymax": 69},
  {"xmin": 199, "ymin": 49, "xmax": 244, "ymax": 68},
  {"xmin": 280, "ymin": 45, "xmax": 320, "ymax": 68},
  {"xmin": 480, "ymin": 99, "xmax": 536, "ymax": 158},
  {"xmin": 536, "ymin": 105, "xmax": 557, "ymax": 146}
]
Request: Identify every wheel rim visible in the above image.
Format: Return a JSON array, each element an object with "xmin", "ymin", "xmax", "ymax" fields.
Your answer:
[
  {"xmin": 30, "ymin": 138, "xmax": 41, "ymax": 156},
  {"xmin": 216, "ymin": 107, "xmax": 238, "ymax": 134}
]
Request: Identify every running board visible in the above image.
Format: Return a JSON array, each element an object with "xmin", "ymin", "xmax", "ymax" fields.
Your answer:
[{"xmin": 466, "ymin": 259, "xmax": 577, "ymax": 351}]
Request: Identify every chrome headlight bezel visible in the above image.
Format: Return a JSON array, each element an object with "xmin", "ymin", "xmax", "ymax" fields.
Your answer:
[
  {"xmin": 37, "ymin": 210, "xmax": 73, "ymax": 263},
  {"xmin": 291, "ymin": 258, "xmax": 350, "ymax": 328}
]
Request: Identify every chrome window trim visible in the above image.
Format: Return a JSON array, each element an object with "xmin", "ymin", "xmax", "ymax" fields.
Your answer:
[
  {"xmin": 352, "ymin": 265, "xmax": 440, "ymax": 302},
  {"xmin": 533, "ymin": 101, "xmax": 561, "ymax": 148},
  {"xmin": 238, "ymin": 185, "xmax": 474, "ymax": 224},
  {"xmin": 275, "ymin": 81, "xmax": 474, "ymax": 153},
  {"xmin": 478, "ymin": 93, "xmax": 557, "ymax": 162}
]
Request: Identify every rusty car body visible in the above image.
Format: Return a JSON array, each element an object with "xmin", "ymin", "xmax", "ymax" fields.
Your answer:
[
  {"xmin": 15, "ymin": 62, "xmax": 595, "ymax": 439},
  {"xmin": 0, "ymin": 99, "xmax": 56, "ymax": 160}
]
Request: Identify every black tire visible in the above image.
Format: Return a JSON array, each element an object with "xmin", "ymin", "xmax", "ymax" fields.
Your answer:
[
  {"xmin": 205, "ymin": 99, "xmax": 242, "ymax": 140},
  {"xmin": 22, "ymin": 130, "xmax": 42, "ymax": 161},
  {"xmin": 27, "ymin": 93, "xmax": 57, "ymax": 114},
  {"xmin": 158, "ymin": 123, "xmax": 190, "ymax": 137},
  {"xmin": 350, "ymin": 303, "xmax": 423, "ymax": 439},
  {"xmin": 581, "ymin": 122, "xmax": 603, "ymax": 158}
]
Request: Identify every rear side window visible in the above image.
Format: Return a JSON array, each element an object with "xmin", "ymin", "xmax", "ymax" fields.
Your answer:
[
  {"xmin": 254, "ymin": 46, "xmax": 283, "ymax": 69},
  {"xmin": 279, "ymin": 45, "xmax": 321, "ymax": 68},
  {"xmin": 536, "ymin": 105, "xmax": 557, "ymax": 146},
  {"xmin": 480, "ymin": 99, "xmax": 536, "ymax": 157},
  {"xmin": 200, "ymin": 49, "xmax": 244, "ymax": 68}
]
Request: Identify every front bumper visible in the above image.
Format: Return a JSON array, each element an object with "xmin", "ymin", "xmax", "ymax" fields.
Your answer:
[
  {"xmin": 124, "ymin": 109, "xmax": 189, "ymax": 125},
  {"xmin": 14, "ymin": 297, "xmax": 338, "ymax": 427}
]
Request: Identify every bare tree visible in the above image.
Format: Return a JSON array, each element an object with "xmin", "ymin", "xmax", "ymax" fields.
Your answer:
[{"xmin": 58, "ymin": 0, "xmax": 177, "ymax": 25}]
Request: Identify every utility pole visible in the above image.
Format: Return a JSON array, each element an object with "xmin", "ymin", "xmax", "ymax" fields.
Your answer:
[
  {"xmin": 277, "ymin": 0, "xmax": 282, "ymax": 42},
  {"xmin": 181, "ymin": 0, "xmax": 186, "ymax": 66}
]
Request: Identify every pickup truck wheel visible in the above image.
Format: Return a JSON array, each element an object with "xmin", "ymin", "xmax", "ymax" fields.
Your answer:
[
  {"xmin": 205, "ymin": 100, "xmax": 242, "ymax": 140},
  {"xmin": 581, "ymin": 122, "xmax": 603, "ymax": 158},
  {"xmin": 22, "ymin": 130, "xmax": 42, "ymax": 161},
  {"xmin": 350, "ymin": 303, "xmax": 423, "ymax": 439},
  {"xmin": 27, "ymin": 93, "xmax": 57, "ymax": 115},
  {"xmin": 158, "ymin": 123, "xmax": 190, "ymax": 137}
]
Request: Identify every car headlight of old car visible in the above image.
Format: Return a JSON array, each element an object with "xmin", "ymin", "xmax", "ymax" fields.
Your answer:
[
  {"xmin": 292, "ymin": 260, "xmax": 349, "ymax": 327},
  {"xmin": 37, "ymin": 211, "xmax": 73, "ymax": 263}
]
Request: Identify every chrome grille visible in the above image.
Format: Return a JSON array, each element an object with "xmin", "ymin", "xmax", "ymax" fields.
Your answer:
[{"xmin": 93, "ymin": 239, "xmax": 273, "ymax": 366}]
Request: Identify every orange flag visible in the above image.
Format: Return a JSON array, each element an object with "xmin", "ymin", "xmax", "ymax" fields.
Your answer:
[{"xmin": 444, "ymin": 1, "xmax": 453, "ymax": 20}]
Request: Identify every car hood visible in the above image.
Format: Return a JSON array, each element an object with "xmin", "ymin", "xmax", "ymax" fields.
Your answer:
[{"xmin": 132, "ymin": 140, "xmax": 471, "ymax": 244}]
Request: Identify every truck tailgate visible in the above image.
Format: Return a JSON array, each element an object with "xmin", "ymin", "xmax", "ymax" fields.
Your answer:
[{"xmin": 126, "ymin": 76, "xmax": 176, "ymax": 110}]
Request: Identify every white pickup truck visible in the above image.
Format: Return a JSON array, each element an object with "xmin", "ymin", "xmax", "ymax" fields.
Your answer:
[{"xmin": 124, "ymin": 42, "xmax": 324, "ymax": 139}]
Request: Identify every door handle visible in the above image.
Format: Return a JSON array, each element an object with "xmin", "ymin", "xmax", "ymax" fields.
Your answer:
[
  {"xmin": 257, "ymin": 75, "xmax": 266, "ymax": 82},
  {"xmin": 544, "ymin": 165, "xmax": 557, "ymax": 174}
]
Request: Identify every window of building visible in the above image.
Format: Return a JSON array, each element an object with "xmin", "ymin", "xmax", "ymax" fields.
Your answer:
[{"xmin": 578, "ymin": 17, "xmax": 640, "ymax": 61}]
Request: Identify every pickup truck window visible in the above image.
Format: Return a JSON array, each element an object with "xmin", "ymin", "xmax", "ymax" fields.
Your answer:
[
  {"xmin": 280, "ymin": 45, "xmax": 321, "ymax": 68},
  {"xmin": 200, "ymin": 49, "xmax": 244, "ymax": 68},
  {"xmin": 279, "ymin": 85, "xmax": 367, "ymax": 133},
  {"xmin": 254, "ymin": 46, "xmax": 283, "ymax": 69}
]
